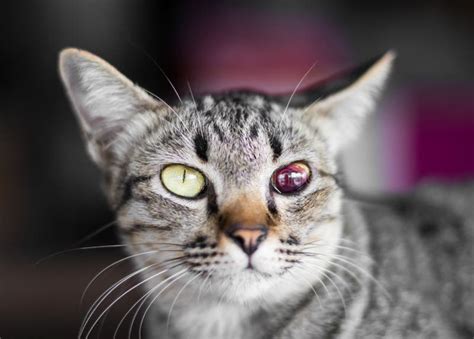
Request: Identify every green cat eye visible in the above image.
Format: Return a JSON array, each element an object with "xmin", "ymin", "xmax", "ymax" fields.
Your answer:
[{"xmin": 160, "ymin": 164, "xmax": 206, "ymax": 198}]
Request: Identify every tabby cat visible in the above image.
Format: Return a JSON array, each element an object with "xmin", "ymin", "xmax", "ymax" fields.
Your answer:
[{"xmin": 59, "ymin": 49, "xmax": 473, "ymax": 338}]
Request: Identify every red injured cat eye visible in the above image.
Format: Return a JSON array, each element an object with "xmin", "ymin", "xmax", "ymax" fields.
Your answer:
[{"xmin": 271, "ymin": 162, "xmax": 311, "ymax": 194}]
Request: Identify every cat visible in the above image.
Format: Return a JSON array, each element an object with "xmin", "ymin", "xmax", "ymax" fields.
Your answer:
[{"xmin": 59, "ymin": 48, "xmax": 473, "ymax": 339}]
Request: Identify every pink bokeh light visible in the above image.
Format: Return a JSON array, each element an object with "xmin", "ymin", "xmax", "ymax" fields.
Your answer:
[{"xmin": 178, "ymin": 7, "xmax": 349, "ymax": 93}]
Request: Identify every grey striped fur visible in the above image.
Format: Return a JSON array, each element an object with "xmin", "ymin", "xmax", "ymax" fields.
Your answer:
[{"xmin": 59, "ymin": 49, "xmax": 473, "ymax": 338}]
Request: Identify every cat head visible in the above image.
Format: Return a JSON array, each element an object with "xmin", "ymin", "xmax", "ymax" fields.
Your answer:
[{"xmin": 59, "ymin": 49, "xmax": 393, "ymax": 305}]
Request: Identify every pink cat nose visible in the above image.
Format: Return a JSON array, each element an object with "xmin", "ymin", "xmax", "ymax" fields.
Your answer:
[{"xmin": 225, "ymin": 224, "xmax": 268, "ymax": 256}]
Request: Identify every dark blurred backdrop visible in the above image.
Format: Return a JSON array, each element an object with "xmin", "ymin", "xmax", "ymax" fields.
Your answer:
[{"xmin": 0, "ymin": 1, "xmax": 473, "ymax": 338}]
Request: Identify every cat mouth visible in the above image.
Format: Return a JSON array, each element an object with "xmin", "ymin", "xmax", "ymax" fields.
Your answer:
[
  {"xmin": 246, "ymin": 258, "xmax": 254, "ymax": 269},
  {"xmin": 245, "ymin": 267, "xmax": 274, "ymax": 279}
]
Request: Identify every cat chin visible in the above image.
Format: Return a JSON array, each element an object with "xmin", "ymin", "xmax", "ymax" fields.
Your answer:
[{"xmin": 203, "ymin": 269, "xmax": 304, "ymax": 306}]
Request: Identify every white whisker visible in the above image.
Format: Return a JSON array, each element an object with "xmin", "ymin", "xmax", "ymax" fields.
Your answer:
[
  {"xmin": 95, "ymin": 308, "xmax": 109, "ymax": 339},
  {"xmin": 166, "ymin": 272, "xmax": 202, "ymax": 334},
  {"xmin": 160, "ymin": 69, "xmax": 183, "ymax": 105},
  {"xmin": 143, "ymin": 88, "xmax": 192, "ymax": 136},
  {"xmin": 307, "ymin": 264, "xmax": 348, "ymax": 314},
  {"xmin": 81, "ymin": 256, "xmax": 184, "ymax": 329},
  {"xmin": 303, "ymin": 243, "xmax": 371, "ymax": 260},
  {"xmin": 186, "ymin": 80, "xmax": 204, "ymax": 132},
  {"xmin": 125, "ymin": 269, "xmax": 188, "ymax": 339},
  {"xmin": 80, "ymin": 262, "xmax": 161, "ymax": 337},
  {"xmin": 80, "ymin": 266, "xmax": 173, "ymax": 339},
  {"xmin": 294, "ymin": 264, "xmax": 332, "ymax": 304},
  {"xmin": 137, "ymin": 270, "xmax": 189, "ymax": 339},
  {"xmin": 318, "ymin": 264, "xmax": 352, "ymax": 295},
  {"xmin": 197, "ymin": 268, "xmax": 215, "ymax": 302},
  {"xmin": 81, "ymin": 250, "xmax": 159, "ymax": 306},
  {"xmin": 279, "ymin": 61, "xmax": 318, "ymax": 128},
  {"xmin": 303, "ymin": 253, "xmax": 391, "ymax": 301},
  {"xmin": 287, "ymin": 269, "xmax": 322, "ymax": 307},
  {"xmin": 74, "ymin": 220, "xmax": 116, "ymax": 247},
  {"xmin": 130, "ymin": 44, "xmax": 183, "ymax": 105},
  {"xmin": 36, "ymin": 242, "xmax": 182, "ymax": 265},
  {"xmin": 36, "ymin": 244, "xmax": 129, "ymax": 265},
  {"xmin": 216, "ymin": 278, "xmax": 232, "ymax": 309}
]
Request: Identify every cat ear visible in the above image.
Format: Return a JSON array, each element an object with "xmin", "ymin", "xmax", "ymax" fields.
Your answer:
[
  {"xmin": 59, "ymin": 48, "xmax": 160, "ymax": 167},
  {"xmin": 291, "ymin": 52, "xmax": 395, "ymax": 154}
]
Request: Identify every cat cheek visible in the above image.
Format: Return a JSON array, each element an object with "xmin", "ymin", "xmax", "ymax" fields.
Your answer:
[{"xmin": 250, "ymin": 239, "xmax": 282, "ymax": 274}]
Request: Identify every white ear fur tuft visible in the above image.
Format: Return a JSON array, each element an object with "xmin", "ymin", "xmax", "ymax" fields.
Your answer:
[
  {"xmin": 304, "ymin": 51, "xmax": 395, "ymax": 154},
  {"xmin": 59, "ymin": 48, "xmax": 158, "ymax": 167}
]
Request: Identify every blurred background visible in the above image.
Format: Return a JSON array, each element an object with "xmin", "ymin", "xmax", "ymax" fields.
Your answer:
[{"xmin": 0, "ymin": 0, "xmax": 473, "ymax": 337}]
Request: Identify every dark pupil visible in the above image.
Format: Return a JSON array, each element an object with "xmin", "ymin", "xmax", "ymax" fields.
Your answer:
[{"xmin": 274, "ymin": 164, "xmax": 309, "ymax": 193}]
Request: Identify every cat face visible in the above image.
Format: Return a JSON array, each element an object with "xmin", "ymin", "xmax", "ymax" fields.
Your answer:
[
  {"xmin": 59, "ymin": 49, "xmax": 393, "ymax": 304},
  {"xmin": 112, "ymin": 93, "xmax": 342, "ymax": 301}
]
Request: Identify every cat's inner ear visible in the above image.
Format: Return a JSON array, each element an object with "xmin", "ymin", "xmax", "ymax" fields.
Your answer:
[
  {"xmin": 284, "ymin": 52, "xmax": 395, "ymax": 154},
  {"xmin": 59, "ymin": 48, "xmax": 160, "ymax": 167}
]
